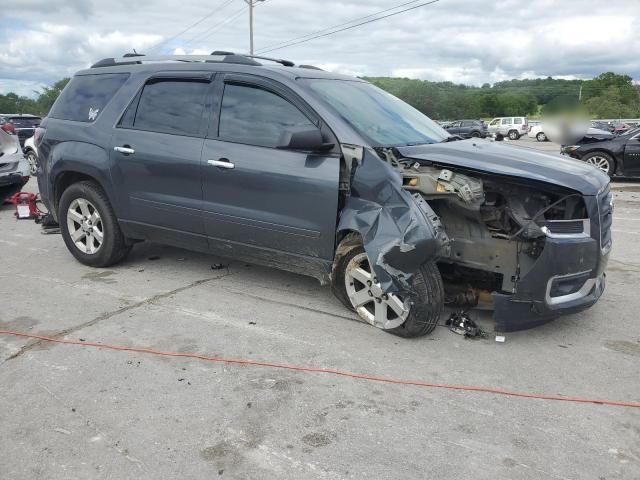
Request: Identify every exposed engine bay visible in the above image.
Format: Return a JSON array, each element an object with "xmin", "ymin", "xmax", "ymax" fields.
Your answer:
[{"xmin": 375, "ymin": 147, "xmax": 589, "ymax": 307}]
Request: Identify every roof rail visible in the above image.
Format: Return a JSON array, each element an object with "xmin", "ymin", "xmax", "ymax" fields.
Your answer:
[
  {"xmin": 91, "ymin": 51, "xmax": 321, "ymax": 71},
  {"xmin": 91, "ymin": 52, "xmax": 261, "ymax": 69},
  {"xmin": 299, "ymin": 64, "xmax": 324, "ymax": 71}
]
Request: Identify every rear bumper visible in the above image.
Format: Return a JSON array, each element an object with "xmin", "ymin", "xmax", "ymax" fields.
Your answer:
[{"xmin": 0, "ymin": 152, "xmax": 30, "ymax": 186}]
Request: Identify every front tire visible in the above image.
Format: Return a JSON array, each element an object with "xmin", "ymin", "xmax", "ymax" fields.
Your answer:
[
  {"xmin": 332, "ymin": 235, "xmax": 444, "ymax": 338},
  {"xmin": 59, "ymin": 181, "xmax": 131, "ymax": 267},
  {"xmin": 583, "ymin": 151, "xmax": 614, "ymax": 177}
]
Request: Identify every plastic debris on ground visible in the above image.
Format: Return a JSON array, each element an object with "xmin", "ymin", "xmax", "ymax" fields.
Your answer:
[{"xmin": 445, "ymin": 311, "xmax": 486, "ymax": 338}]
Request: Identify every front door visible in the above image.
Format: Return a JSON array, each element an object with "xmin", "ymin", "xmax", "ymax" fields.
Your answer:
[
  {"xmin": 201, "ymin": 74, "xmax": 340, "ymax": 265},
  {"xmin": 110, "ymin": 74, "xmax": 213, "ymax": 245},
  {"xmin": 623, "ymin": 134, "xmax": 640, "ymax": 176}
]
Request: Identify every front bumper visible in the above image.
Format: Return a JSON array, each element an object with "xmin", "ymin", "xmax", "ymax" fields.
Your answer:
[{"xmin": 491, "ymin": 191, "xmax": 611, "ymax": 332}]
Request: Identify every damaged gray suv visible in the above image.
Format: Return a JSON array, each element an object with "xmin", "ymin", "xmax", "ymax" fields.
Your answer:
[{"xmin": 37, "ymin": 52, "xmax": 611, "ymax": 337}]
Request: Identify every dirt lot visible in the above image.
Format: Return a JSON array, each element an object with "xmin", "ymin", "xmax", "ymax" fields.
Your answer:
[{"xmin": 1, "ymin": 142, "xmax": 639, "ymax": 479}]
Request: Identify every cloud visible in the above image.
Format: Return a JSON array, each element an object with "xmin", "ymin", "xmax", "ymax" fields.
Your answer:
[{"xmin": 1, "ymin": 0, "xmax": 639, "ymax": 96}]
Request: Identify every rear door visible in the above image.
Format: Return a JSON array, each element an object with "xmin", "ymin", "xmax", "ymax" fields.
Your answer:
[
  {"xmin": 201, "ymin": 73, "xmax": 340, "ymax": 263},
  {"xmin": 110, "ymin": 73, "xmax": 213, "ymax": 246}
]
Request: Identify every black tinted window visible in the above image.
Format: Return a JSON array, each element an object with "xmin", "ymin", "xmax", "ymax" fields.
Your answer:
[
  {"xmin": 133, "ymin": 80, "xmax": 209, "ymax": 136},
  {"xmin": 219, "ymin": 83, "xmax": 313, "ymax": 147},
  {"xmin": 50, "ymin": 73, "xmax": 128, "ymax": 122}
]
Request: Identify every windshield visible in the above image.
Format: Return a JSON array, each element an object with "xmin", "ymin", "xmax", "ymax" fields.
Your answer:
[{"xmin": 304, "ymin": 79, "xmax": 450, "ymax": 146}]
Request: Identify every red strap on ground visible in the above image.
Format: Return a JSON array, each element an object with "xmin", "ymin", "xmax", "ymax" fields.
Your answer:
[{"xmin": 2, "ymin": 329, "xmax": 639, "ymax": 409}]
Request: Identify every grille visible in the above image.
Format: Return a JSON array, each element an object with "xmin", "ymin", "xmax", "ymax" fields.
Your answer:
[
  {"xmin": 543, "ymin": 220, "xmax": 585, "ymax": 234},
  {"xmin": 598, "ymin": 188, "xmax": 613, "ymax": 251}
]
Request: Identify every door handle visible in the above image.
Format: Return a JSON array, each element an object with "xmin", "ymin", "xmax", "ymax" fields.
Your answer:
[
  {"xmin": 207, "ymin": 158, "xmax": 235, "ymax": 169},
  {"xmin": 114, "ymin": 146, "xmax": 135, "ymax": 155}
]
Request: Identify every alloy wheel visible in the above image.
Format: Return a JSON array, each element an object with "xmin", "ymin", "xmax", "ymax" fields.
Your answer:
[
  {"xmin": 585, "ymin": 155, "xmax": 611, "ymax": 174},
  {"xmin": 66, "ymin": 198, "xmax": 104, "ymax": 254},
  {"xmin": 344, "ymin": 252, "xmax": 410, "ymax": 329},
  {"xmin": 26, "ymin": 152, "xmax": 38, "ymax": 176}
]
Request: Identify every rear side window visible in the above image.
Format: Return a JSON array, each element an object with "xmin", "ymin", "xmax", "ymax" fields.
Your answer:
[
  {"xmin": 50, "ymin": 73, "xmax": 129, "ymax": 122},
  {"xmin": 514, "ymin": 117, "xmax": 523, "ymax": 125},
  {"xmin": 133, "ymin": 79, "xmax": 209, "ymax": 136},
  {"xmin": 218, "ymin": 83, "xmax": 314, "ymax": 148}
]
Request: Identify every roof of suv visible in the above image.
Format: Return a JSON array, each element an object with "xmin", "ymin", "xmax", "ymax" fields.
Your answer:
[{"xmin": 81, "ymin": 52, "xmax": 361, "ymax": 83}]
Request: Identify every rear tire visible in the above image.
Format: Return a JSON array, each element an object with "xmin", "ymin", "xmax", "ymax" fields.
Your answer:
[
  {"xmin": 471, "ymin": 131, "xmax": 481, "ymax": 138},
  {"xmin": 536, "ymin": 132, "xmax": 547, "ymax": 142},
  {"xmin": 508, "ymin": 130, "xmax": 519, "ymax": 140},
  {"xmin": 332, "ymin": 234, "xmax": 444, "ymax": 338},
  {"xmin": 59, "ymin": 181, "xmax": 131, "ymax": 267}
]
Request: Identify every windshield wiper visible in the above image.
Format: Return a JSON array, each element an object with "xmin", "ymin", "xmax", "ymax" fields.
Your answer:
[{"xmin": 440, "ymin": 136, "xmax": 461, "ymax": 143}]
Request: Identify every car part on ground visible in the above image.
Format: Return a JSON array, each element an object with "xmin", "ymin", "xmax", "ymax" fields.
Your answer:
[{"xmin": 37, "ymin": 52, "xmax": 611, "ymax": 337}]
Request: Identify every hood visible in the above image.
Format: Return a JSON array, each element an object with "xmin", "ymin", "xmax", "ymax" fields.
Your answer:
[{"xmin": 396, "ymin": 139, "xmax": 609, "ymax": 196}]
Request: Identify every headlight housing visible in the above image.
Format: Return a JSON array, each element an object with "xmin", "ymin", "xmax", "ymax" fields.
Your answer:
[{"xmin": 561, "ymin": 145, "xmax": 581, "ymax": 154}]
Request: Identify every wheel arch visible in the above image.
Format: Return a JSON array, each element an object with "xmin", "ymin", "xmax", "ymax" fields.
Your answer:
[{"xmin": 53, "ymin": 170, "xmax": 112, "ymax": 220}]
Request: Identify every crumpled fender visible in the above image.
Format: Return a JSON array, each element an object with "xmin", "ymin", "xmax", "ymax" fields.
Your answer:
[{"xmin": 337, "ymin": 146, "xmax": 446, "ymax": 295}]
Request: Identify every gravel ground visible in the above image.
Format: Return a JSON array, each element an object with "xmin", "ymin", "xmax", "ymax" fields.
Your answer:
[{"xmin": 0, "ymin": 151, "xmax": 639, "ymax": 479}]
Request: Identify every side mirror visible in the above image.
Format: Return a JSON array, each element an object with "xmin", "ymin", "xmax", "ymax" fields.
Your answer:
[{"xmin": 278, "ymin": 126, "xmax": 333, "ymax": 151}]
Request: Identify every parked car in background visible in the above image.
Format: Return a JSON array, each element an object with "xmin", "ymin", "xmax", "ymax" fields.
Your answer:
[
  {"xmin": 529, "ymin": 125, "xmax": 612, "ymax": 143},
  {"xmin": 0, "ymin": 114, "xmax": 41, "ymax": 147},
  {"xmin": 561, "ymin": 126, "xmax": 640, "ymax": 176},
  {"xmin": 612, "ymin": 123, "xmax": 632, "ymax": 135},
  {"xmin": 23, "ymin": 135, "xmax": 39, "ymax": 176},
  {"xmin": 487, "ymin": 116, "xmax": 528, "ymax": 140},
  {"xmin": 0, "ymin": 118, "xmax": 30, "ymax": 191},
  {"xmin": 591, "ymin": 121, "xmax": 612, "ymax": 132},
  {"xmin": 443, "ymin": 119, "xmax": 487, "ymax": 138},
  {"xmin": 528, "ymin": 124, "xmax": 548, "ymax": 142}
]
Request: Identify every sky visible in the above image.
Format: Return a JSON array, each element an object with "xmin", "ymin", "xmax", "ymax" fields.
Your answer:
[{"xmin": 1, "ymin": 0, "xmax": 639, "ymax": 97}]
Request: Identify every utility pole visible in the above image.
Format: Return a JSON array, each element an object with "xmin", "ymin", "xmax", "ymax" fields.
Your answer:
[{"xmin": 243, "ymin": 0, "xmax": 264, "ymax": 55}]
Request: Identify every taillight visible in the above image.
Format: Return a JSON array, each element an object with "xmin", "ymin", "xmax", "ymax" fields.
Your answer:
[
  {"xmin": 34, "ymin": 126, "xmax": 45, "ymax": 146},
  {"xmin": 1, "ymin": 122, "xmax": 16, "ymax": 135}
]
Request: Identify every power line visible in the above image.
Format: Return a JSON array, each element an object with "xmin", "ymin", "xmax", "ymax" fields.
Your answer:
[
  {"xmin": 257, "ymin": 0, "xmax": 441, "ymax": 54},
  {"xmin": 256, "ymin": 0, "xmax": 423, "ymax": 53},
  {"xmin": 184, "ymin": 0, "xmax": 270, "ymax": 50},
  {"xmin": 147, "ymin": 0, "xmax": 236, "ymax": 53},
  {"xmin": 183, "ymin": 5, "xmax": 249, "ymax": 47}
]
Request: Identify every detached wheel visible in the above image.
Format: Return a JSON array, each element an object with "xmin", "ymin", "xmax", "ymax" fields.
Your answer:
[
  {"xmin": 25, "ymin": 150, "xmax": 38, "ymax": 175},
  {"xmin": 536, "ymin": 132, "xmax": 547, "ymax": 142},
  {"xmin": 508, "ymin": 130, "xmax": 519, "ymax": 140},
  {"xmin": 332, "ymin": 235, "xmax": 444, "ymax": 338},
  {"xmin": 583, "ymin": 151, "xmax": 614, "ymax": 176},
  {"xmin": 59, "ymin": 181, "xmax": 131, "ymax": 267}
]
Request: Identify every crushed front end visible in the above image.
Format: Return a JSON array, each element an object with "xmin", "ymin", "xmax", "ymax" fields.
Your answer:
[{"xmin": 373, "ymin": 141, "xmax": 612, "ymax": 331}]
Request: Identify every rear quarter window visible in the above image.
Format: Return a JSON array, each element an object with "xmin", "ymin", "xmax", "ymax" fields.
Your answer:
[{"xmin": 49, "ymin": 73, "xmax": 129, "ymax": 122}]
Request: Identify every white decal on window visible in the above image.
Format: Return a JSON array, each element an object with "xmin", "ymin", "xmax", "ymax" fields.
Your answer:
[{"xmin": 88, "ymin": 107, "xmax": 100, "ymax": 121}]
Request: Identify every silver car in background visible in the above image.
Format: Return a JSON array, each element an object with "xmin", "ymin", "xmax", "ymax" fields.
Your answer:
[{"xmin": 0, "ymin": 118, "xmax": 30, "ymax": 190}]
